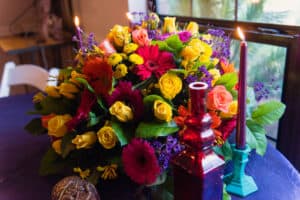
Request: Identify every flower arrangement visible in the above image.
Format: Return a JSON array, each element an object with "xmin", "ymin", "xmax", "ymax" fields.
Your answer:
[{"xmin": 25, "ymin": 12, "xmax": 285, "ymax": 196}]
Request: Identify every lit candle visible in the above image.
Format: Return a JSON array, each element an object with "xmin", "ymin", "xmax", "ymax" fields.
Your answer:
[
  {"xmin": 126, "ymin": 12, "xmax": 134, "ymax": 28},
  {"xmin": 236, "ymin": 27, "xmax": 247, "ymax": 149},
  {"xmin": 74, "ymin": 16, "xmax": 83, "ymax": 50}
]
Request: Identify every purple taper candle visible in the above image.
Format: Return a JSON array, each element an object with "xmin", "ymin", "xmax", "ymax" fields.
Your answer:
[
  {"xmin": 236, "ymin": 27, "xmax": 247, "ymax": 149},
  {"xmin": 74, "ymin": 16, "xmax": 83, "ymax": 50}
]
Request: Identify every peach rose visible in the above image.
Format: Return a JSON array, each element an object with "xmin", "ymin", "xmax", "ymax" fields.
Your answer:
[
  {"xmin": 132, "ymin": 28, "xmax": 150, "ymax": 46},
  {"xmin": 207, "ymin": 85, "xmax": 233, "ymax": 113}
]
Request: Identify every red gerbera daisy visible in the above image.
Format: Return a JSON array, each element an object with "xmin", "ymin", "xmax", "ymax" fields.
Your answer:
[
  {"xmin": 82, "ymin": 57, "xmax": 112, "ymax": 96},
  {"xmin": 108, "ymin": 81, "xmax": 143, "ymax": 121},
  {"xmin": 134, "ymin": 45, "xmax": 176, "ymax": 80},
  {"xmin": 122, "ymin": 138, "xmax": 160, "ymax": 185}
]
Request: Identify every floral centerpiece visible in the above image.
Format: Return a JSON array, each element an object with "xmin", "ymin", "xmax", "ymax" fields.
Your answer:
[{"xmin": 25, "ymin": 12, "xmax": 285, "ymax": 198}]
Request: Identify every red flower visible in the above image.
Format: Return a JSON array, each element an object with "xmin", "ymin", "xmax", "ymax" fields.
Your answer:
[
  {"xmin": 108, "ymin": 81, "xmax": 143, "ymax": 121},
  {"xmin": 66, "ymin": 89, "xmax": 96, "ymax": 131},
  {"xmin": 134, "ymin": 45, "xmax": 175, "ymax": 80},
  {"xmin": 82, "ymin": 57, "xmax": 112, "ymax": 95},
  {"xmin": 122, "ymin": 138, "xmax": 160, "ymax": 185}
]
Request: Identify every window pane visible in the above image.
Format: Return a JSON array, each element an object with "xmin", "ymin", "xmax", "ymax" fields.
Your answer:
[
  {"xmin": 156, "ymin": 0, "xmax": 235, "ymax": 20},
  {"xmin": 231, "ymin": 40, "xmax": 286, "ymax": 141},
  {"xmin": 238, "ymin": 0, "xmax": 300, "ymax": 26}
]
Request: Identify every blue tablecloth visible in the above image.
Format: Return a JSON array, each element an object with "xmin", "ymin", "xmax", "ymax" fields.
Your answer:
[{"xmin": 0, "ymin": 94, "xmax": 300, "ymax": 200}]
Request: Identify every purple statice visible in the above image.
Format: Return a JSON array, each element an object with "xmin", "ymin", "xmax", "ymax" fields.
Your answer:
[
  {"xmin": 185, "ymin": 74, "xmax": 198, "ymax": 84},
  {"xmin": 177, "ymin": 31, "xmax": 192, "ymax": 43},
  {"xmin": 205, "ymin": 29, "xmax": 231, "ymax": 60},
  {"xmin": 147, "ymin": 30, "xmax": 158, "ymax": 40},
  {"xmin": 151, "ymin": 135, "xmax": 184, "ymax": 172},
  {"xmin": 87, "ymin": 33, "xmax": 97, "ymax": 50},
  {"xmin": 198, "ymin": 65, "xmax": 213, "ymax": 88},
  {"xmin": 154, "ymin": 32, "xmax": 171, "ymax": 41},
  {"xmin": 72, "ymin": 31, "xmax": 98, "ymax": 55},
  {"xmin": 253, "ymin": 81, "xmax": 270, "ymax": 101}
]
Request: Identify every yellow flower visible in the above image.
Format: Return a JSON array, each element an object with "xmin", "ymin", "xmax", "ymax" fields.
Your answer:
[
  {"xmin": 97, "ymin": 164, "xmax": 118, "ymax": 180},
  {"xmin": 220, "ymin": 100, "xmax": 238, "ymax": 118},
  {"xmin": 97, "ymin": 125, "xmax": 117, "ymax": 149},
  {"xmin": 45, "ymin": 86, "xmax": 61, "ymax": 98},
  {"xmin": 107, "ymin": 25, "xmax": 131, "ymax": 47},
  {"xmin": 114, "ymin": 64, "xmax": 128, "ymax": 79},
  {"xmin": 123, "ymin": 43, "xmax": 138, "ymax": 54},
  {"xmin": 208, "ymin": 69, "xmax": 221, "ymax": 86},
  {"xmin": 162, "ymin": 17, "xmax": 176, "ymax": 33},
  {"xmin": 48, "ymin": 114, "xmax": 72, "ymax": 137},
  {"xmin": 73, "ymin": 167, "xmax": 90, "ymax": 179},
  {"xmin": 129, "ymin": 53, "xmax": 144, "ymax": 65},
  {"xmin": 186, "ymin": 21, "xmax": 199, "ymax": 35},
  {"xmin": 148, "ymin": 12, "xmax": 160, "ymax": 29},
  {"xmin": 159, "ymin": 73, "xmax": 182, "ymax": 100},
  {"xmin": 69, "ymin": 70, "xmax": 86, "ymax": 86},
  {"xmin": 33, "ymin": 92, "xmax": 45, "ymax": 103},
  {"xmin": 181, "ymin": 38, "xmax": 212, "ymax": 62},
  {"xmin": 59, "ymin": 82, "xmax": 80, "ymax": 99},
  {"xmin": 52, "ymin": 139, "xmax": 62, "ymax": 155},
  {"xmin": 153, "ymin": 100, "xmax": 173, "ymax": 122},
  {"xmin": 72, "ymin": 131, "xmax": 97, "ymax": 149},
  {"xmin": 108, "ymin": 53, "xmax": 123, "ymax": 66},
  {"xmin": 201, "ymin": 34, "xmax": 212, "ymax": 41},
  {"xmin": 109, "ymin": 101, "xmax": 134, "ymax": 122}
]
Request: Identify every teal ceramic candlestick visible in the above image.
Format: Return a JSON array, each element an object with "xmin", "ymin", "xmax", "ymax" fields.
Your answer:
[{"xmin": 224, "ymin": 145, "xmax": 258, "ymax": 197}]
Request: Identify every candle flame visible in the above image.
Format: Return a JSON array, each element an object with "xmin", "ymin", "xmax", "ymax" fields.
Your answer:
[
  {"xmin": 237, "ymin": 27, "xmax": 245, "ymax": 41},
  {"xmin": 126, "ymin": 12, "xmax": 133, "ymax": 21},
  {"xmin": 74, "ymin": 16, "xmax": 80, "ymax": 27}
]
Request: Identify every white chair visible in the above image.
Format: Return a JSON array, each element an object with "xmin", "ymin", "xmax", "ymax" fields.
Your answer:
[{"xmin": 0, "ymin": 62, "xmax": 51, "ymax": 97}]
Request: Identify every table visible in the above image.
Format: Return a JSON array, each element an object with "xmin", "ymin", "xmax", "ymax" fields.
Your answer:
[{"xmin": 0, "ymin": 94, "xmax": 300, "ymax": 200}]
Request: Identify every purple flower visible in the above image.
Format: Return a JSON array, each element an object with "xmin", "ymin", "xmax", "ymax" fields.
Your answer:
[
  {"xmin": 186, "ymin": 75, "xmax": 198, "ymax": 84},
  {"xmin": 178, "ymin": 31, "xmax": 192, "ymax": 43},
  {"xmin": 205, "ymin": 29, "xmax": 231, "ymax": 59}
]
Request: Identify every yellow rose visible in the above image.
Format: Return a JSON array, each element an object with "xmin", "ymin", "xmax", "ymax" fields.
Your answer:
[
  {"xmin": 208, "ymin": 69, "xmax": 221, "ymax": 86},
  {"xmin": 33, "ymin": 92, "xmax": 45, "ymax": 103},
  {"xmin": 48, "ymin": 114, "xmax": 72, "ymax": 137},
  {"xmin": 72, "ymin": 131, "xmax": 97, "ymax": 149},
  {"xmin": 181, "ymin": 38, "xmax": 212, "ymax": 62},
  {"xmin": 220, "ymin": 100, "xmax": 238, "ymax": 118},
  {"xmin": 109, "ymin": 101, "xmax": 134, "ymax": 122},
  {"xmin": 52, "ymin": 139, "xmax": 62, "ymax": 155},
  {"xmin": 186, "ymin": 21, "xmax": 199, "ymax": 35},
  {"xmin": 59, "ymin": 82, "xmax": 79, "ymax": 99},
  {"xmin": 159, "ymin": 73, "xmax": 182, "ymax": 100},
  {"xmin": 45, "ymin": 86, "xmax": 61, "ymax": 98},
  {"xmin": 162, "ymin": 17, "xmax": 176, "ymax": 33},
  {"xmin": 114, "ymin": 64, "xmax": 128, "ymax": 79},
  {"xmin": 108, "ymin": 53, "xmax": 123, "ymax": 66},
  {"xmin": 97, "ymin": 125, "xmax": 117, "ymax": 149},
  {"xmin": 107, "ymin": 25, "xmax": 130, "ymax": 47},
  {"xmin": 153, "ymin": 100, "xmax": 173, "ymax": 122},
  {"xmin": 129, "ymin": 53, "xmax": 144, "ymax": 65},
  {"xmin": 123, "ymin": 43, "xmax": 138, "ymax": 54}
]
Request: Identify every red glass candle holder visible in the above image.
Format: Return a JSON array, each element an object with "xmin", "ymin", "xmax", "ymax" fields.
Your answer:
[{"xmin": 172, "ymin": 82, "xmax": 225, "ymax": 200}]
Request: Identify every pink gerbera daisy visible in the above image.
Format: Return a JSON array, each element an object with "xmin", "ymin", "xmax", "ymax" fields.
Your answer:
[
  {"xmin": 134, "ymin": 45, "xmax": 176, "ymax": 80},
  {"xmin": 122, "ymin": 138, "xmax": 160, "ymax": 185},
  {"xmin": 108, "ymin": 81, "xmax": 143, "ymax": 121}
]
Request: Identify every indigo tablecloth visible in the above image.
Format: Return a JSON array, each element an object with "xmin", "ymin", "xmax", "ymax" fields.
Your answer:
[{"xmin": 0, "ymin": 94, "xmax": 299, "ymax": 200}]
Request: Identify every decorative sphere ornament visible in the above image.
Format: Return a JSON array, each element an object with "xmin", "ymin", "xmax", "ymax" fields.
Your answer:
[{"xmin": 51, "ymin": 176, "xmax": 100, "ymax": 200}]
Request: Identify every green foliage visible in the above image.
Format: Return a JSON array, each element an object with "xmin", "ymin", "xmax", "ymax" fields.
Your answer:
[
  {"xmin": 223, "ymin": 184, "xmax": 232, "ymax": 200},
  {"xmin": 246, "ymin": 120, "xmax": 267, "ymax": 155},
  {"xmin": 39, "ymin": 148, "xmax": 67, "ymax": 176},
  {"xmin": 215, "ymin": 72, "xmax": 238, "ymax": 91},
  {"xmin": 24, "ymin": 118, "xmax": 47, "ymax": 135},
  {"xmin": 213, "ymin": 140, "xmax": 233, "ymax": 161},
  {"xmin": 252, "ymin": 100, "xmax": 286, "ymax": 126},
  {"xmin": 151, "ymin": 34, "xmax": 183, "ymax": 56},
  {"xmin": 111, "ymin": 120, "xmax": 133, "ymax": 146},
  {"xmin": 61, "ymin": 132, "xmax": 76, "ymax": 158},
  {"xmin": 136, "ymin": 121, "xmax": 179, "ymax": 138},
  {"xmin": 76, "ymin": 77, "xmax": 95, "ymax": 93}
]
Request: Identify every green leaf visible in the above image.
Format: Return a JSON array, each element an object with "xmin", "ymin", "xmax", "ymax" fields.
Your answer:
[
  {"xmin": 252, "ymin": 100, "xmax": 286, "ymax": 125},
  {"xmin": 111, "ymin": 120, "xmax": 133, "ymax": 146},
  {"xmin": 165, "ymin": 34, "xmax": 183, "ymax": 52},
  {"xmin": 223, "ymin": 184, "xmax": 232, "ymax": 200},
  {"xmin": 168, "ymin": 69, "xmax": 188, "ymax": 76},
  {"xmin": 86, "ymin": 169, "xmax": 101, "ymax": 185},
  {"xmin": 151, "ymin": 41, "xmax": 173, "ymax": 52},
  {"xmin": 61, "ymin": 132, "xmax": 76, "ymax": 158},
  {"xmin": 246, "ymin": 126, "xmax": 258, "ymax": 150},
  {"xmin": 136, "ymin": 121, "xmax": 179, "ymax": 138},
  {"xmin": 246, "ymin": 120, "xmax": 267, "ymax": 155},
  {"xmin": 39, "ymin": 148, "xmax": 67, "ymax": 176},
  {"xmin": 213, "ymin": 140, "xmax": 232, "ymax": 161},
  {"xmin": 143, "ymin": 94, "xmax": 164, "ymax": 107},
  {"xmin": 215, "ymin": 72, "xmax": 238, "ymax": 90},
  {"xmin": 87, "ymin": 112, "xmax": 101, "ymax": 127},
  {"xmin": 96, "ymin": 96, "xmax": 108, "ymax": 112},
  {"xmin": 24, "ymin": 118, "xmax": 47, "ymax": 135},
  {"xmin": 76, "ymin": 77, "xmax": 95, "ymax": 93}
]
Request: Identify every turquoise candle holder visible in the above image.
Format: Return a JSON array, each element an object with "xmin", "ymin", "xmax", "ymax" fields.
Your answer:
[{"xmin": 224, "ymin": 144, "xmax": 258, "ymax": 197}]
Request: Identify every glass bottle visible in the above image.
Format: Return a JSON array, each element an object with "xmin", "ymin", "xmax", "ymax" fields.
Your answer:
[{"xmin": 172, "ymin": 82, "xmax": 225, "ymax": 200}]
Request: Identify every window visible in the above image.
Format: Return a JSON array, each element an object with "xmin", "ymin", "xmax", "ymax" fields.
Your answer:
[{"xmin": 152, "ymin": 0, "xmax": 300, "ymax": 170}]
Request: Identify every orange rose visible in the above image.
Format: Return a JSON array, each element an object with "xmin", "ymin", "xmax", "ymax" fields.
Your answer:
[
  {"xmin": 207, "ymin": 85, "xmax": 233, "ymax": 113},
  {"xmin": 132, "ymin": 28, "xmax": 150, "ymax": 46}
]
